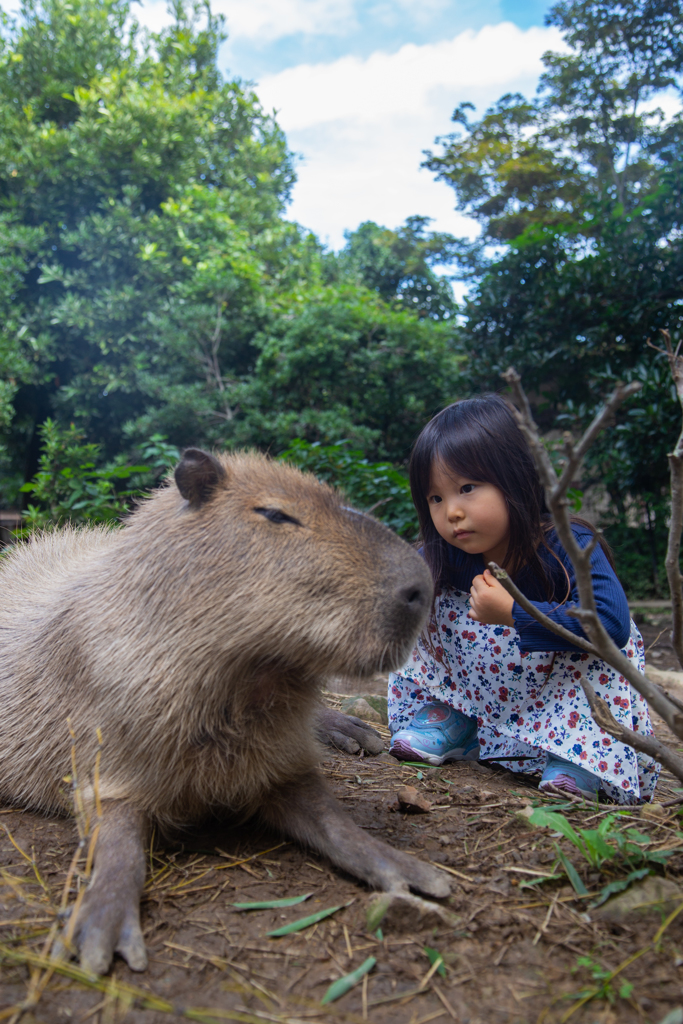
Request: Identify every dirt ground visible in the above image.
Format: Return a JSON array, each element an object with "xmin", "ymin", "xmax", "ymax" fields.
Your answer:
[
  {"xmin": 636, "ymin": 610, "xmax": 683, "ymax": 676},
  {"xmin": 2, "ymin": 640, "xmax": 683, "ymax": 1024}
]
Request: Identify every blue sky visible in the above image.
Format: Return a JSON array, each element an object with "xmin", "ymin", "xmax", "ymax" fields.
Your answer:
[
  {"xmin": 213, "ymin": 0, "xmax": 563, "ymax": 251},
  {"xmin": 73, "ymin": 0, "xmax": 565, "ymax": 250},
  {"xmin": 220, "ymin": 0, "xmax": 555, "ymax": 80}
]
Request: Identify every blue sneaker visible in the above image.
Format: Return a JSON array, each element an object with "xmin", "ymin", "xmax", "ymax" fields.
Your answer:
[
  {"xmin": 539, "ymin": 753, "xmax": 600, "ymax": 799},
  {"xmin": 390, "ymin": 703, "xmax": 480, "ymax": 766}
]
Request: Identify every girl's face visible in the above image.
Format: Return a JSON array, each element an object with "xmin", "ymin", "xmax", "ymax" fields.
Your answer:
[{"xmin": 427, "ymin": 459, "xmax": 510, "ymax": 567}]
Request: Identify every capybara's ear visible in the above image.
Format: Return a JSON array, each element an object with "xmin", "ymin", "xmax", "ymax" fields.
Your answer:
[{"xmin": 174, "ymin": 449, "xmax": 228, "ymax": 508}]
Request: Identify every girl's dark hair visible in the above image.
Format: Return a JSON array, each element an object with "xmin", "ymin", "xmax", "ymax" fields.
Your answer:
[{"xmin": 410, "ymin": 394, "xmax": 614, "ymax": 596}]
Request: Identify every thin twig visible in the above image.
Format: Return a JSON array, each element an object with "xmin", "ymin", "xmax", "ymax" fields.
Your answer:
[
  {"xmin": 488, "ymin": 565, "xmax": 598, "ymax": 656},
  {"xmin": 644, "ymin": 627, "xmax": 668, "ymax": 655}
]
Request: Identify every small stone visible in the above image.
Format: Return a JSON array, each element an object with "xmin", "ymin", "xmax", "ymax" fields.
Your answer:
[
  {"xmin": 374, "ymin": 751, "xmax": 399, "ymax": 764},
  {"xmin": 640, "ymin": 802, "xmax": 667, "ymax": 821},
  {"xmin": 396, "ymin": 785, "xmax": 432, "ymax": 813},
  {"xmin": 658, "ymin": 1008, "xmax": 683, "ymax": 1024},
  {"xmin": 359, "ymin": 693, "xmax": 389, "ymax": 724},
  {"xmin": 340, "ymin": 697, "xmax": 382, "ymax": 723},
  {"xmin": 594, "ymin": 876, "xmax": 683, "ymax": 922},
  {"xmin": 514, "ymin": 804, "xmax": 535, "ymax": 823}
]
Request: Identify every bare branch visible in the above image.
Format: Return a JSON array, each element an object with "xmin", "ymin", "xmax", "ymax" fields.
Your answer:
[
  {"xmin": 501, "ymin": 367, "xmax": 683, "ymax": 771},
  {"xmin": 663, "ymin": 688, "xmax": 683, "ymax": 715},
  {"xmin": 488, "ymin": 562, "xmax": 599, "ymax": 657},
  {"xmin": 200, "ymin": 299, "xmax": 236, "ymax": 423},
  {"xmin": 491, "ymin": 559, "xmax": 683, "ymax": 736},
  {"xmin": 646, "ymin": 336, "xmax": 668, "ymax": 357}
]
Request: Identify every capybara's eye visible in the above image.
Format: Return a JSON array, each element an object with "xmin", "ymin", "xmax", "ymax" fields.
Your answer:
[{"xmin": 254, "ymin": 507, "xmax": 302, "ymax": 526}]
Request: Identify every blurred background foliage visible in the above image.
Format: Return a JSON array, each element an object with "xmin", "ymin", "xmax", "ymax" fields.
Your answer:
[
  {"xmin": 424, "ymin": 0, "xmax": 683, "ymax": 597},
  {"xmin": 278, "ymin": 439, "xmax": 416, "ymax": 539},
  {"xmin": 2, "ymin": 0, "xmax": 683, "ymax": 595}
]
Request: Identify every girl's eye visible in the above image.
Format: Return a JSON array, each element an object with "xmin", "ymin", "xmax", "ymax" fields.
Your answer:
[
  {"xmin": 428, "ymin": 495, "xmax": 442, "ymax": 504},
  {"xmin": 461, "ymin": 484, "xmax": 476, "ymax": 494}
]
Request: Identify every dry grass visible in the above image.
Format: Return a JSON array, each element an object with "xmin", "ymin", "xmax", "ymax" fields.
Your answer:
[{"xmin": 1, "ymin": 694, "xmax": 683, "ymax": 1024}]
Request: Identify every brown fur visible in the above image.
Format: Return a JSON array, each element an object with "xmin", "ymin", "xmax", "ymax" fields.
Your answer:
[
  {"xmin": 0, "ymin": 451, "xmax": 431, "ymax": 824},
  {"xmin": 0, "ymin": 449, "xmax": 445, "ymax": 972}
]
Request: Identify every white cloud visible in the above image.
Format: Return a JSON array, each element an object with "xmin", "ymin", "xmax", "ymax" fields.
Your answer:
[
  {"xmin": 257, "ymin": 22, "xmax": 564, "ymax": 248},
  {"xmin": 132, "ymin": 0, "xmax": 357, "ymax": 42},
  {"xmin": 220, "ymin": 0, "xmax": 356, "ymax": 42}
]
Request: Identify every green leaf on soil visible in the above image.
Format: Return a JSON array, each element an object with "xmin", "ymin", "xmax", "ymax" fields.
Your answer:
[
  {"xmin": 320, "ymin": 956, "xmax": 377, "ymax": 1004},
  {"xmin": 424, "ymin": 946, "xmax": 446, "ymax": 977},
  {"xmin": 267, "ymin": 902, "xmax": 350, "ymax": 936},
  {"xmin": 366, "ymin": 895, "xmax": 392, "ymax": 932},
  {"xmin": 529, "ymin": 808, "xmax": 583, "ymax": 849},
  {"xmin": 233, "ymin": 893, "xmax": 313, "ymax": 910},
  {"xmin": 518, "ymin": 874, "xmax": 562, "ymax": 890},
  {"xmin": 555, "ymin": 847, "xmax": 589, "ymax": 896}
]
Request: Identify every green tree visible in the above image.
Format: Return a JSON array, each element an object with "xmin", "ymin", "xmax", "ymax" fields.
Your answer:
[
  {"xmin": 423, "ymin": 0, "xmax": 683, "ymax": 594},
  {"xmin": 231, "ymin": 284, "xmax": 463, "ymax": 463},
  {"xmin": 16, "ymin": 419, "xmax": 179, "ymax": 529},
  {"xmin": 338, "ymin": 217, "xmax": 459, "ymax": 320},
  {"xmin": 0, "ymin": 0, "xmax": 463, "ymax": 510},
  {"xmin": 425, "ymin": 1, "xmax": 683, "ymax": 242},
  {"xmin": 0, "ymin": 0, "xmax": 295, "ymax": 502}
]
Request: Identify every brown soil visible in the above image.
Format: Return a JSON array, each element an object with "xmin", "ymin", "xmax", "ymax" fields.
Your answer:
[
  {"xmin": 636, "ymin": 611, "xmax": 681, "ymax": 673},
  {"xmin": 2, "ymin": 691, "xmax": 683, "ymax": 1024}
]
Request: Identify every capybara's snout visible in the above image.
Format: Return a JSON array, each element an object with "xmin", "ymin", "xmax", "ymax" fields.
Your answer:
[
  {"xmin": 391, "ymin": 572, "xmax": 432, "ymax": 632},
  {"xmin": 375, "ymin": 553, "xmax": 433, "ymax": 669}
]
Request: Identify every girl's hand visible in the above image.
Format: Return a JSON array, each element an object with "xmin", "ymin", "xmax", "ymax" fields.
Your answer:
[{"xmin": 468, "ymin": 569, "xmax": 515, "ymax": 625}]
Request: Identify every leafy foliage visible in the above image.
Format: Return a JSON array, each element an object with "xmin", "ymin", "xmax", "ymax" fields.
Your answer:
[
  {"xmin": 278, "ymin": 439, "xmax": 418, "ymax": 539},
  {"xmin": 570, "ymin": 956, "xmax": 635, "ymax": 1006},
  {"xmin": 0, "ymin": 0, "xmax": 463, "ymax": 514},
  {"xmin": 338, "ymin": 217, "xmax": 459, "ymax": 320},
  {"xmin": 528, "ymin": 806, "xmax": 675, "ymax": 904},
  {"xmin": 0, "ymin": 0, "xmax": 293, "ymax": 496},
  {"xmin": 424, "ymin": 0, "xmax": 683, "ymax": 593},
  {"xmin": 17, "ymin": 419, "xmax": 176, "ymax": 527},
  {"xmin": 232, "ymin": 285, "xmax": 462, "ymax": 464}
]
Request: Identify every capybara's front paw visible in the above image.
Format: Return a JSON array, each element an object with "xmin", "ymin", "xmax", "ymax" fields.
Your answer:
[
  {"xmin": 61, "ymin": 887, "xmax": 147, "ymax": 975},
  {"xmin": 387, "ymin": 850, "xmax": 451, "ymax": 900},
  {"xmin": 376, "ymin": 843, "xmax": 450, "ymax": 901},
  {"xmin": 316, "ymin": 707, "xmax": 384, "ymax": 755}
]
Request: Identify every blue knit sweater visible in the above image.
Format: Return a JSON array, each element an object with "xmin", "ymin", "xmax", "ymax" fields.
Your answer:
[{"xmin": 440, "ymin": 524, "xmax": 631, "ymax": 653}]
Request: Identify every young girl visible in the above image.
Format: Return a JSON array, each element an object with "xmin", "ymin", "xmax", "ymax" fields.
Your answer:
[{"xmin": 388, "ymin": 395, "xmax": 659, "ymax": 804}]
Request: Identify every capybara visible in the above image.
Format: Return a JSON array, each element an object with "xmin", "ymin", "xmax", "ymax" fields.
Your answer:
[{"xmin": 0, "ymin": 449, "xmax": 448, "ymax": 974}]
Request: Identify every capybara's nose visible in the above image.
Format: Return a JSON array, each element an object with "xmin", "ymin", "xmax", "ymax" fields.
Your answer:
[{"xmin": 396, "ymin": 581, "xmax": 431, "ymax": 622}]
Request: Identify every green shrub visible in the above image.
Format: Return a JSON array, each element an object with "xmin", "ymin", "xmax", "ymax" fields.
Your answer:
[
  {"xmin": 18, "ymin": 420, "xmax": 178, "ymax": 529},
  {"xmin": 278, "ymin": 439, "xmax": 418, "ymax": 540}
]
